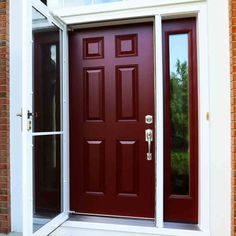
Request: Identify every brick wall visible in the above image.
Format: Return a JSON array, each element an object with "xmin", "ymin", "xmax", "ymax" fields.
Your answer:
[{"xmin": 0, "ymin": 0, "xmax": 10, "ymax": 234}]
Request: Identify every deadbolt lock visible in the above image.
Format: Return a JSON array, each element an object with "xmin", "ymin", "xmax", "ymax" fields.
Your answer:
[{"xmin": 145, "ymin": 115, "xmax": 153, "ymax": 124}]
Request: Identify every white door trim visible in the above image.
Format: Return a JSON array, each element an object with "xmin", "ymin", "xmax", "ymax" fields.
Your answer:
[
  {"xmin": 154, "ymin": 13, "xmax": 164, "ymax": 228},
  {"xmin": 53, "ymin": 1, "xmax": 206, "ymax": 25},
  {"xmin": 154, "ymin": 4, "xmax": 210, "ymax": 233},
  {"xmin": 55, "ymin": 2, "xmax": 210, "ymax": 234},
  {"xmin": 10, "ymin": 0, "xmax": 231, "ymax": 235},
  {"xmin": 56, "ymin": 2, "xmax": 210, "ymax": 234}
]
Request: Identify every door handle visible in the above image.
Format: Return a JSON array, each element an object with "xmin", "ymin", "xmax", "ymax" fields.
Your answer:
[
  {"xmin": 145, "ymin": 129, "xmax": 153, "ymax": 161},
  {"xmin": 27, "ymin": 110, "xmax": 38, "ymax": 119}
]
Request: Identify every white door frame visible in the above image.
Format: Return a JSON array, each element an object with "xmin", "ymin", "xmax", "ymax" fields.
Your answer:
[
  {"xmin": 54, "ymin": 2, "xmax": 211, "ymax": 235},
  {"xmin": 10, "ymin": 0, "xmax": 231, "ymax": 235}
]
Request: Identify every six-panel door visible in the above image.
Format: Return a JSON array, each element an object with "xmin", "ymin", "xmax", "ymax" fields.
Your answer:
[{"xmin": 69, "ymin": 23, "xmax": 155, "ymax": 218}]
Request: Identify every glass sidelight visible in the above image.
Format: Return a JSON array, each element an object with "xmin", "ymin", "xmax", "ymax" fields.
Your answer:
[
  {"xmin": 163, "ymin": 18, "xmax": 198, "ymax": 223},
  {"xmin": 169, "ymin": 34, "xmax": 190, "ymax": 196},
  {"xmin": 32, "ymin": 7, "xmax": 63, "ymax": 233}
]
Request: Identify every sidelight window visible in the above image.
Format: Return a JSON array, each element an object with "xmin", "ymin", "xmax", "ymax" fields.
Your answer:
[
  {"xmin": 169, "ymin": 33, "xmax": 190, "ymax": 196},
  {"xmin": 163, "ymin": 18, "xmax": 198, "ymax": 223}
]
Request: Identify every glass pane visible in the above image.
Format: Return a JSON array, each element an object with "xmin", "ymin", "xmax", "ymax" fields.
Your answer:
[
  {"xmin": 169, "ymin": 34, "xmax": 190, "ymax": 195},
  {"xmin": 94, "ymin": 0, "xmax": 122, "ymax": 3},
  {"xmin": 40, "ymin": 0, "xmax": 47, "ymax": 5},
  {"xmin": 32, "ymin": 8, "xmax": 63, "ymax": 233},
  {"xmin": 33, "ymin": 135, "xmax": 62, "ymax": 232},
  {"xmin": 64, "ymin": 0, "xmax": 92, "ymax": 7},
  {"xmin": 47, "ymin": 0, "xmax": 124, "ymax": 9},
  {"xmin": 33, "ymin": 8, "xmax": 61, "ymax": 132}
]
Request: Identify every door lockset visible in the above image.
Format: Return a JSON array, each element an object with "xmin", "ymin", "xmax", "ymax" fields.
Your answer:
[
  {"xmin": 27, "ymin": 110, "xmax": 37, "ymax": 119},
  {"xmin": 26, "ymin": 110, "xmax": 37, "ymax": 131},
  {"xmin": 145, "ymin": 129, "xmax": 153, "ymax": 161},
  {"xmin": 145, "ymin": 115, "xmax": 153, "ymax": 124}
]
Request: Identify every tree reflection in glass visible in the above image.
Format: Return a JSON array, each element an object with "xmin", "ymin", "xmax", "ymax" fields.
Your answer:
[{"xmin": 169, "ymin": 34, "xmax": 190, "ymax": 195}]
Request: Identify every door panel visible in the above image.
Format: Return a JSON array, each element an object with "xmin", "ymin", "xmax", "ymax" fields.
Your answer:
[
  {"xmin": 116, "ymin": 65, "xmax": 138, "ymax": 121},
  {"xmin": 83, "ymin": 140, "xmax": 105, "ymax": 194},
  {"xmin": 116, "ymin": 140, "xmax": 139, "ymax": 196},
  {"xmin": 84, "ymin": 67, "xmax": 105, "ymax": 121},
  {"xmin": 69, "ymin": 23, "xmax": 155, "ymax": 218}
]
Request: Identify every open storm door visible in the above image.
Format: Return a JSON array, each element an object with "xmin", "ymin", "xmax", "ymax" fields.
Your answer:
[
  {"xmin": 25, "ymin": 5, "xmax": 69, "ymax": 235},
  {"xmin": 69, "ymin": 23, "xmax": 155, "ymax": 218}
]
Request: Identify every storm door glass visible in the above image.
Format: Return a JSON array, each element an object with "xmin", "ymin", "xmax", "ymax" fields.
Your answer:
[
  {"xmin": 32, "ymin": 7, "xmax": 63, "ymax": 232},
  {"xmin": 40, "ymin": 0, "xmax": 47, "ymax": 5}
]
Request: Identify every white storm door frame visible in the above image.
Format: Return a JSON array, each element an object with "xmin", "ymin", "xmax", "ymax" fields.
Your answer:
[{"xmin": 22, "ymin": 0, "xmax": 69, "ymax": 235}]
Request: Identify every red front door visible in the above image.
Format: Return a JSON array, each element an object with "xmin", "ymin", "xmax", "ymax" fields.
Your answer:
[{"xmin": 69, "ymin": 23, "xmax": 155, "ymax": 218}]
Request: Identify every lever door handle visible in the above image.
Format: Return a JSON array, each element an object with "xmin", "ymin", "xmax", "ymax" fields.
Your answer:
[
  {"xmin": 145, "ymin": 129, "xmax": 153, "ymax": 161},
  {"xmin": 27, "ymin": 110, "xmax": 38, "ymax": 119}
]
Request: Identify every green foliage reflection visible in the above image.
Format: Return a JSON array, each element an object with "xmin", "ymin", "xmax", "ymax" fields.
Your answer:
[
  {"xmin": 170, "ymin": 59, "xmax": 189, "ymax": 151},
  {"xmin": 170, "ymin": 59, "xmax": 190, "ymax": 195}
]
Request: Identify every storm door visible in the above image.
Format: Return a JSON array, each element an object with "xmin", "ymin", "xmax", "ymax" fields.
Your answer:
[{"xmin": 29, "ymin": 6, "xmax": 69, "ymax": 235}]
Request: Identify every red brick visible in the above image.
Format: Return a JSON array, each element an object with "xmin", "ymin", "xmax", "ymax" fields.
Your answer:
[{"xmin": 0, "ymin": 0, "xmax": 9, "ymax": 233}]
